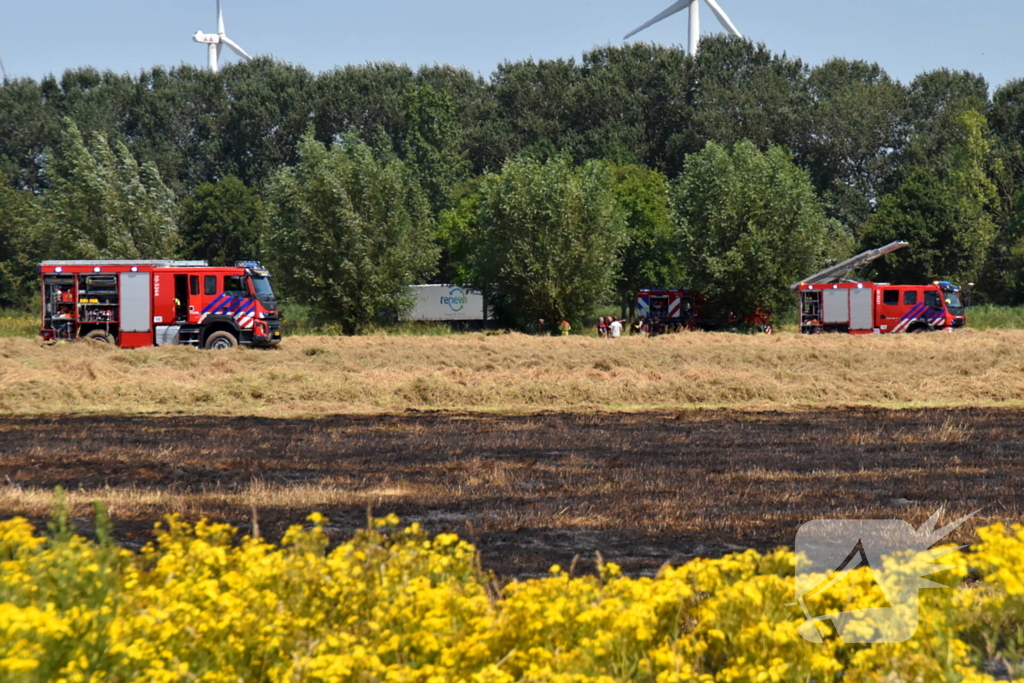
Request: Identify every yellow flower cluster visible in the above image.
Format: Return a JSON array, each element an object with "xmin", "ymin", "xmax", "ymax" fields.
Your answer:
[{"xmin": 1, "ymin": 513, "xmax": 1023, "ymax": 682}]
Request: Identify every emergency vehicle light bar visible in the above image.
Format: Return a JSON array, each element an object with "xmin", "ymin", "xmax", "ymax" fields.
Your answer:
[
  {"xmin": 790, "ymin": 241, "xmax": 908, "ymax": 290},
  {"xmin": 40, "ymin": 260, "xmax": 209, "ymax": 268}
]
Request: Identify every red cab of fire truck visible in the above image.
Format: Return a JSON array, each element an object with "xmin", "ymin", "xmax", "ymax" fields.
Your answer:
[
  {"xmin": 796, "ymin": 281, "xmax": 962, "ymax": 334},
  {"xmin": 38, "ymin": 260, "xmax": 281, "ymax": 349}
]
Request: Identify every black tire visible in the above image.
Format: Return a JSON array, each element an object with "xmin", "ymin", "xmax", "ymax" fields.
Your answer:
[
  {"xmin": 205, "ymin": 330, "xmax": 238, "ymax": 350},
  {"xmin": 83, "ymin": 330, "xmax": 115, "ymax": 344},
  {"xmin": 909, "ymin": 324, "xmax": 929, "ymax": 334}
]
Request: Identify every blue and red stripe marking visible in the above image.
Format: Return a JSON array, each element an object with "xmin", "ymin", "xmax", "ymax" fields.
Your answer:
[
  {"xmin": 200, "ymin": 295, "xmax": 257, "ymax": 327},
  {"xmin": 896, "ymin": 303, "xmax": 947, "ymax": 331}
]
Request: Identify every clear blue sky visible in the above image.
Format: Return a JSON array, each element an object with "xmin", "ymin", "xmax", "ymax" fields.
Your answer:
[{"xmin": 2, "ymin": 0, "xmax": 1021, "ymax": 91}]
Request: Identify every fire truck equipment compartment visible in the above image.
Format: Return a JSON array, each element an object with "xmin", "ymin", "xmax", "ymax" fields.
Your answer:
[
  {"xmin": 822, "ymin": 289, "xmax": 848, "ymax": 324},
  {"xmin": 155, "ymin": 326, "xmax": 181, "ymax": 346},
  {"xmin": 850, "ymin": 288, "xmax": 873, "ymax": 331},
  {"xmin": 119, "ymin": 272, "xmax": 151, "ymax": 333}
]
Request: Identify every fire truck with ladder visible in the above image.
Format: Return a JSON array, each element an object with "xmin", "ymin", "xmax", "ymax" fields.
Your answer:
[
  {"xmin": 792, "ymin": 242, "xmax": 966, "ymax": 334},
  {"xmin": 38, "ymin": 260, "xmax": 281, "ymax": 349}
]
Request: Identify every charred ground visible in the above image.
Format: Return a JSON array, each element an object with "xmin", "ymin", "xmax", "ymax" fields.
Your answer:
[{"xmin": 0, "ymin": 409, "xmax": 1017, "ymax": 577}]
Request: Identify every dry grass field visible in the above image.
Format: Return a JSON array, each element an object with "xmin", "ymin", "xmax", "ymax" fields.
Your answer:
[
  {"xmin": 2, "ymin": 329, "xmax": 1024, "ymax": 416},
  {"xmin": 0, "ymin": 409, "xmax": 1014, "ymax": 576}
]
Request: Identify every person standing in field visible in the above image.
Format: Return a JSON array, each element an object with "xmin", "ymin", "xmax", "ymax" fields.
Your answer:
[
  {"xmin": 597, "ymin": 317, "xmax": 609, "ymax": 338},
  {"xmin": 609, "ymin": 318, "xmax": 623, "ymax": 339},
  {"xmin": 559, "ymin": 320, "xmax": 571, "ymax": 336}
]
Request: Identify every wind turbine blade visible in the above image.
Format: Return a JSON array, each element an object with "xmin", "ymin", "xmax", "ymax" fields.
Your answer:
[
  {"xmin": 0, "ymin": 55, "xmax": 7, "ymax": 83},
  {"xmin": 624, "ymin": 0, "xmax": 694, "ymax": 40},
  {"xmin": 704, "ymin": 0, "xmax": 743, "ymax": 37},
  {"xmin": 221, "ymin": 36, "xmax": 252, "ymax": 61},
  {"xmin": 217, "ymin": 0, "xmax": 225, "ymax": 35}
]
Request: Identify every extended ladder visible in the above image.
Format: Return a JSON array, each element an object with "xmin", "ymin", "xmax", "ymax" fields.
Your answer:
[{"xmin": 790, "ymin": 242, "xmax": 908, "ymax": 290}]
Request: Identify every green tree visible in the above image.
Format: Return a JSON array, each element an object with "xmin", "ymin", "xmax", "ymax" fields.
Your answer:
[
  {"xmin": 798, "ymin": 59, "xmax": 908, "ymax": 233},
  {"xmin": 397, "ymin": 84, "xmax": 470, "ymax": 214},
  {"xmin": 0, "ymin": 182, "xmax": 45, "ymax": 307},
  {"xmin": 417, "ymin": 64, "xmax": 510, "ymax": 176},
  {"xmin": 0, "ymin": 77, "xmax": 62, "ymax": 191},
  {"xmin": 436, "ymin": 178, "xmax": 486, "ymax": 286},
  {"xmin": 266, "ymin": 132, "xmax": 438, "ymax": 334},
  {"xmin": 989, "ymin": 80, "xmax": 1024, "ymax": 228},
  {"xmin": 222, "ymin": 59, "xmax": 316, "ymax": 186},
  {"xmin": 472, "ymin": 155, "xmax": 625, "ymax": 330},
  {"xmin": 993, "ymin": 186, "xmax": 1024, "ymax": 303},
  {"xmin": 862, "ymin": 111, "xmax": 997, "ymax": 285},
  {"xmin": 899, "ymin": 69, "xmax": 990, "ymax": 173},
  {"xmin": 178, "ymin": 175, "xmax": 265, "ymax": 266},
  {"xmin": 673, "ymin": 140, "xmax": 845, "ymax": 321},
  {"xmin": 489, "ymin": 58, "xmax": 581, "ymax": 160},
  {"xmin": 43, "ymin": 120, "xmax": 179, "ymax": 259},
  {"xmin": 682, "ymin": 38, "xmax": 810, "ymax": 164},
  {"xmin": 313, "ymin": 63, "xmax": 414, "ymax": 144},
  {"xmin": 607, "ymin": 163, "xmax": 682, "ymax": 317}
]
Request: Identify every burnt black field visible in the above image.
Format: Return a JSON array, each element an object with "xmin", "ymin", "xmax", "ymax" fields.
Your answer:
[{"xmin": 0, "ymin": 409, "xmax": 1018, "ymax": 576}]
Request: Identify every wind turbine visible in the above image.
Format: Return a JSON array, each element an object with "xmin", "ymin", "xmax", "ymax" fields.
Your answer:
[
  {"xmin": 192, "ymin": 0, "xmax": 252, "ymax": 73},
  {"xmin": 624, "ymin": 0, "xmax": 743, "ymax": 56}
]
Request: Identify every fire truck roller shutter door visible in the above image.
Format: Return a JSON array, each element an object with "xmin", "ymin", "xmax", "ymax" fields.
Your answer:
[
  {"xmin": 120, "ymin": 271, "xmax": 151, "ymax": 333},
  {"xmin": 822, "ymin": 289, "xmax": 850, "ymax": 324},
  {"xmin": 850, "ymin": 288, "xmax": 873, "ymax": 330}
]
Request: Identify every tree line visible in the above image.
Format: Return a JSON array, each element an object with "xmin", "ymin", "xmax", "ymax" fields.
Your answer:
[{"xmin": 1, "ymin": 36, "xmax": 1022, "ymax": 330}]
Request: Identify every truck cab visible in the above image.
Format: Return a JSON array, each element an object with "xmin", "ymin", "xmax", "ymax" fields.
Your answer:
[{"xmin": 937, "ymin": 281, "xmax": 966, "ymax": 328}]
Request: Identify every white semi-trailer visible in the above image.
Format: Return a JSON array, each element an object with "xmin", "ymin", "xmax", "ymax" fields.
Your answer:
[{"xmin": 406, "ymin": 285, "xmax": 488, "ymax": 322}]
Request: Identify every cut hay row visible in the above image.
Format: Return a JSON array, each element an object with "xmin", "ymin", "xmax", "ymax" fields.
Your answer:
[{"xmin": 0, "ymin": 330, "xmax": 1021, "ymax": 416}]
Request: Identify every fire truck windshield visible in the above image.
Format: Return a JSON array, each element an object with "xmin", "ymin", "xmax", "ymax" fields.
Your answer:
[
  {"xmin": 944, "ymin": 290, "xmax": 963, "ymax": 309},
  {"xmin": 250, "ymin": 275, "xmax": 274, "ymax": 296}
]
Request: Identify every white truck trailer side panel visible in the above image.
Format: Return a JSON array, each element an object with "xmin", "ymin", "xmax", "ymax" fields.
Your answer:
[{"xmin": 407, "ymin": 285, "xmax": 486, "ymax": 322}]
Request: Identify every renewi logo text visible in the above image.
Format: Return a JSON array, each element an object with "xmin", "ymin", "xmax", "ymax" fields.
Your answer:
[{"xmin": 441, "ymin": 288, "xmax": 468, "ymax": 313}]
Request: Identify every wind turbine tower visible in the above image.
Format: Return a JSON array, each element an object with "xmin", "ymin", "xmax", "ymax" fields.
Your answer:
[
  {"xmin": 193, "ymin": 0, "xmax": 252, "ymax": 73},
  {"xmin": 624, "ymin": 0, "xmax": 743, "ymax": 56}
]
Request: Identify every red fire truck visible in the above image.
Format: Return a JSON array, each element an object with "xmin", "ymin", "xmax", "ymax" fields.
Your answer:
[
  {"xmin": 38, "ymin": 260, "xmax": 281, "ymax": 349},
  {"xmin": 636, "ymin": 289, "xmax": 775, "ymax": 333},
  {"xmin": 796, "ymin": 282, "xmax": 963, "ymax": 334},
  {"xmin": 636, "ymin": 289, "xmax": 701, "ymax": 328},
  {"xmin": 792, "ymin": 242, "xmax": 966, "ymax": 334}
]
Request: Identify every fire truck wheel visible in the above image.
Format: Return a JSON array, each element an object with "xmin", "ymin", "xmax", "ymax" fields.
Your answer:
[
  {"xmin": 205, "ymin": 331, "xmax": 238, "ymax": 350},
  {"xmin": 83, "ymin": 330, "xmax": 115, "ymax": 344}
]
